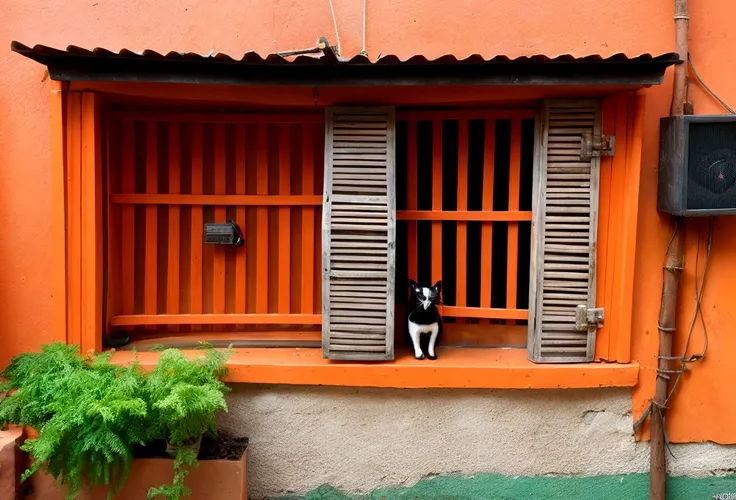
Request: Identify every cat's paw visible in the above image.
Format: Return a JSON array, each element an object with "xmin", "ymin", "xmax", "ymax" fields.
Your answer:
[
  {"xmin": 414, "ymin": 353, "xmax": 425, "ymax": 360},
  {"xmin": 428, "ymin": 354, "xmax": 437, "ymax": 360}
]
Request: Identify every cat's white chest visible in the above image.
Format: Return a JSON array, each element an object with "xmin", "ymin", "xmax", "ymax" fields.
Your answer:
[{"xmin": 408, "ymin": 322, "xmax": 437, "ymax": 335}]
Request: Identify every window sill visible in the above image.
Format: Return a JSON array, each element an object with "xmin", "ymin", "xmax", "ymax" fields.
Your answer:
[{"xmin": 109, "ymin": 347, "xmax": 638, "ymax": 389}]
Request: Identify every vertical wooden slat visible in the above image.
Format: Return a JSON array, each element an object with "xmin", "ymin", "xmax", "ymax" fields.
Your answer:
[
  {"xmin": 406, "ymin": 120, "xmax": 418, "ymax": 282},
  {"xmin": 105, "ymin": 120, "xmax": 122, "ymax": 337},
  {"xmin": 616, "ymin": 95, "xmax": 642, "ymax": 363},
  {"xmin": 80, "ymin": 93, "xmax": 103, "ymax": 353},
  {"xmin": 385, "ymin": 111, "xmax": 397, "ymax": 359},
  {"xmin": 51, "ymin": 82, "xmax": 68, "ymax": 343},
  {"xmin": 506, "ymin": 119, "xmax": 522, "ymax": 323},
  {"xmin": 527, "ymin": 107, "xmax": 546, "ymax": 361},
  {"xmin": 167, "ymin": 122, "xmax": 181, "ymax": 318},
  {"xmin": 190, "ymin": 123, "xmax": 204, "ymax": 316},
  {"xmin": 431, "ymin": 119, "xmax": 443, "ymax": 283},
  {"xmin": 66, "ymin": 93, "xmax": 82, "ymax": 347},
  {"xmin": 121, "ymin": 120, "xmax": 135, "ymax": 316},
  {"xmin": 234, "ymin": 124, "xmax": 247, "ymax": 314},
  {"xmin": 480, "ymin": 119, "xmax": 496, "ymax": 317},
  {"xmin": 255, "ymin": 123, "xmax": 269, "ymax": 313},
  {"xmin": 456, "ymin": 119, "xmax": 469, "ymax": 312},
  {"xmin": 278, "ymin": 124, "xmax": 291, "ymax": 314},
  {"xmin": 144, "ymin": 121, "xmax": 158, "ymax": 315},
  {"xmin": 605, "ymin": 99, "xmax": 628, "ymax": 358},
  {"xmin": 301, "ymin": 125, "xmax": 315, "ymax": 314},
  {"xmin": 213, "ymin": 124, "xmax": 227, "ymax": 314},
  {"xmin": 586, "ymin": 104, "xmax": 603, "ymax": 362},
  {"xmin": 321, "ymin": 113, "xmax": 334, "ymax": 359},
  {"xmin": 595, "ymin": 97, "xmax": 616, "ymax": 360}
]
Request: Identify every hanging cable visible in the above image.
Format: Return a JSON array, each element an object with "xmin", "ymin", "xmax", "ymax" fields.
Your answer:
[
  {"xmin": 327, "ymin": 0, "xmax": 341, "ymax": 56},
  {"xmin": 662, "ymin": 218, "xmax": 713, "ymax": 408},
  {"xmin": 688, "ymin": 54, "xmax": 736, "ymax": 114}
]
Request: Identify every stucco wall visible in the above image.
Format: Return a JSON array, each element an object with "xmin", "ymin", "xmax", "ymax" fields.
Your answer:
[
  {"xmin": 219, "ymin": 385, "xmax": 736, "ymax": 499},
  {"xmin": 2, "ymin": 0, "xmax": 736, "ymax": 445}
]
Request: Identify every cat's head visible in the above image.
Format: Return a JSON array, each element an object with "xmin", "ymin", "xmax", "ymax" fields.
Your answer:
[{"xmin": 408, "ymin": 279, "xmax": 442, "ymax": 310}]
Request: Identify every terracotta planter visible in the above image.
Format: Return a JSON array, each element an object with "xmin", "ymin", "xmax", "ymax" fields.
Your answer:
[{"xmin": 23, "ymin": 437, "xmax": 247, "ymax": 500}]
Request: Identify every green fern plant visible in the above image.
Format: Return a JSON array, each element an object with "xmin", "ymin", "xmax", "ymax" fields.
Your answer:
[
  {"xmin": 144, "ymin": 344, "xmax": 232, "ymax": 449},
  {"xmin": 0, "ymin": 342, "xmax": 234, "ymax": 500},
  {"xmin": 0, "ymin": 343, "xmax": 150, "ymax": 500},
  {"xmin": 144, "ymin": 344, "xmax": 233, "ymax": 500}
]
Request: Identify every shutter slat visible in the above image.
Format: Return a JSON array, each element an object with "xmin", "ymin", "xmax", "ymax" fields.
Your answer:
[
  {"xmin": 528, "ymin": 100, "xmax": 601, "ymax": 363},
  {"xmin": 323, "ymin": 107, "xmax": 396, "ymax": 360}
]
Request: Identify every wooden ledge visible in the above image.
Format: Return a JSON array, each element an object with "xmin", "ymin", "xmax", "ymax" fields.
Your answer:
[{"xmin": 109, "ymin": 347, "xmax": 638, "ymax": 389}]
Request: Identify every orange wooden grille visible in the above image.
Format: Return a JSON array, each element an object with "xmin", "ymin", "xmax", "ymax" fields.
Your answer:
[
  {"xmin": 394, "ymin": 110, "xmax": 535, "ymax": 325},
  {"xmin": 106, "ymin": 113, "xmax": 324, "ymax": 333},
  {"xmin": 103, "ymin": 108, "xmax": 534, "ymax": 340}
]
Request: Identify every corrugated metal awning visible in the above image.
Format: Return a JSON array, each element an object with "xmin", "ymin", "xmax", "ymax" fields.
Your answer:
[{"xmin": 11, "ymin": 38, "xmax": 680, "ymax": 87}]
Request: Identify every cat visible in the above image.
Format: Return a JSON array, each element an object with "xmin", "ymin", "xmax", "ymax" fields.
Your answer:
[{"xmin": 406, "ymin": 279, "xmax": 443, "ymax": 360}]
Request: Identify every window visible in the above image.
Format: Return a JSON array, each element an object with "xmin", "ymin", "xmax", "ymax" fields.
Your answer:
[
  {"xmin": 320, "ymin": 104, "xmax": 604, "ymax": 362},
  {"xmin": 105, "ymin": 112, "xmax": 326, "ymax": 345},
  {"xmin": 56, "ymin": 91, "xmax": 642, "ymax": 371},
  {"xmin": 395, "ymin": 111, "xmax": 535, "ymax": 347},
  {"xmin": 104, "ymin": 107, "xmax": 539, "ymax": 354}
]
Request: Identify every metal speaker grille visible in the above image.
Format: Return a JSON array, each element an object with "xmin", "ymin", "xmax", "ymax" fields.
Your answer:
[{"xmin": 687, "ymin": 122, "xmax": 736, "ymax": 210}]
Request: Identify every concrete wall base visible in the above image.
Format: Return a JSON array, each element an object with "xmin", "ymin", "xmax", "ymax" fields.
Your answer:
[{"xmin": 218, "ymin": 385, "xmax": 736, "ymax": 499}]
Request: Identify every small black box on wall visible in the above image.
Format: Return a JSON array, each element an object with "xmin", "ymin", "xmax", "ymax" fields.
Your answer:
[
  {"xmin": 204, "ymin": 220, "xmax": 244, "ymax": 247},
  {"xmin": 658, "ymin": 114, "xmax": 736, "ymax": 216}
]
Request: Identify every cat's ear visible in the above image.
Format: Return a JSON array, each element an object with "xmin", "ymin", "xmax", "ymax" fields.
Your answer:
[
  {"xmin": 408, "ymin": 279, "xmax": 420, "ymax": 292},
  {"xmin": 432, "ymin": 280, "xmax": 442, "ymax": 294}
]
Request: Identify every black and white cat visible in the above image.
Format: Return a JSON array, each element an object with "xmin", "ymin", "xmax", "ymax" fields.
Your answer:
[{"xmin": 406, "ymin": 279, "xmax": 443, "ymax": 360}]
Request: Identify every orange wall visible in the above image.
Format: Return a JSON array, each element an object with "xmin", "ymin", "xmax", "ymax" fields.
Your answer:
[{"xmin": 1, "ymin": 0, "xmax": 735, "ymax": 443}]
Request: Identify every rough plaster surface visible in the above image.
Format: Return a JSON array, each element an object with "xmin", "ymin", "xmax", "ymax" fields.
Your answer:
[{"xmin": 218, "ymin": 385, "xmax": 736, "ymax": 499}]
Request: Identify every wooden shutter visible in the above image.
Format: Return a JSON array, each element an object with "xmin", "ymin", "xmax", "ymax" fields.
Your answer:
[
  {"xmin": 528, "ymin": 100, "xmax": 604, "ymax": 363},
  {"xmin": 322, "ymin": 107, "xmax": 396, "ymax": 360}
]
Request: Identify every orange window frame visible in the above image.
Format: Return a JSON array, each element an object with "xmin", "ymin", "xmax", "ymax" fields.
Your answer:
[{"xmin": 52, "ymin": 84, "xmax": 643, "ymax": 383}]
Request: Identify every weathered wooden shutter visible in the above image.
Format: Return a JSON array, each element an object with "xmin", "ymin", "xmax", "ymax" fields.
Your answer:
[
  {"xmin": 528, "ymin": 100, "xmax": 606, "ymax": 363},
  {"xmin": 322, "ymin": 107, "xmax": 396, "ymax": 360}
]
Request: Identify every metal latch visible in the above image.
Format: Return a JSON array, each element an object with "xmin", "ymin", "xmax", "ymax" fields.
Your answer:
[
  {"xmin": 575, "ymin": 305, "xmax": 604, "ymax": 331},
  {"xmin": 580, "ymin": 132, "xmax": 615, "ymax": 160}
]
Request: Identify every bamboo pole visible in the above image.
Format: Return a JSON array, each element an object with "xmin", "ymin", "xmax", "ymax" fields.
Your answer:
[
  {"xmin": 649, "ymin": 0, "xmax": 690, "ymax": 500},
  {"xmin": 651, "ymin": 1, "xmax": 688, "ymax": 497},
  {"xmin": 650, "ymin": 222, "xmax": 685, "ymax": 500}
]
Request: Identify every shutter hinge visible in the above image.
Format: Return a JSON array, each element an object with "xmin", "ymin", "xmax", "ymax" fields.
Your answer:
[
  {"xmin": 575, "ymin": 305, "xmax": 604, "ymax": 330},
  {"xmin": 580, "ymin": 132, "xmax": 615, "ymax": 160}
]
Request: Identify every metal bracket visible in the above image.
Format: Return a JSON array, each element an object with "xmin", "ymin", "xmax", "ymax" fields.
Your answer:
[
  {"xmin": 580, "ymin": 132, "xmax": 615, "ymax": 160},
  {"xmin": 575, "ymin": 305, "xmax": 604, "ymax": 331}
]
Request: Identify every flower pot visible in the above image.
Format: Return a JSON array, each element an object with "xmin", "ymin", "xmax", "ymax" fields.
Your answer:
[
  {"xmin": 0, "ymin": 425, "xmax": 24, "ymax": 500},
  {"xmin": 23, "ymin": 436, "xmax": 248, "ymax": 500}
]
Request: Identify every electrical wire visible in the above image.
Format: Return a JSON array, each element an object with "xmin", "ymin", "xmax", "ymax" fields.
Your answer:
[
  {"xmin": 663, "ymin": 218, "xmax": 713, "ymax": 408},
  {"xmin": 635, "ymin": 218, "xmax": 715, "ymax": 457},
  {"xmin": 633, "ymin": 219, "xmax": 715, "ymax": 442},
  {"xmin": 328, "ymin": 0, "xmax": 341, "ymax": 56},
  {"xmin": 688, "ymin": 53, "xmax": 736, "ymax": 114},
  {"xmin": 361, "ymin": 0, "xmax": 367, "ymax": 56}
]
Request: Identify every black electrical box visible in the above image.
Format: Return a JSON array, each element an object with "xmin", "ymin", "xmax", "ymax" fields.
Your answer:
[
  {"xmin": 658, "ymin": 114, "xmax": 736, "ymax": 216},
  {"xmin": 204, "ymin": 220, "xmax": 244, "ymax": 246}
]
